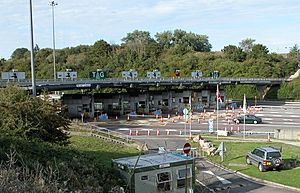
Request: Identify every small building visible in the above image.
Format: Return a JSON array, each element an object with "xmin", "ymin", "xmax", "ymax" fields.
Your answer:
[{"xmin": 112, "ymin": 152, "xmax": 195, "ymax": 193}]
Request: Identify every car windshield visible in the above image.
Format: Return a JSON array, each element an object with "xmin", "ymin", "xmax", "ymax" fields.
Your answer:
[{"xmin": 267, "ymin": 152, "xmax": 281, "ymax": 159}]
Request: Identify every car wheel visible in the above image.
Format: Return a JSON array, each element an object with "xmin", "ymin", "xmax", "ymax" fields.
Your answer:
[
  {"xmin": 258, "ymin": 163, "xmax": 265, "ymax": 172},
  {"xmin": 246, "ymin": 157, "xmax": 252, "ymax": 165},
  {"xmin": 253, "ymin": 120, "xmax": 258, "ymax": 124}
]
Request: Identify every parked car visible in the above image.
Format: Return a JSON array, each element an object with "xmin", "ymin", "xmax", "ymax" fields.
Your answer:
[
  {"xmin": 246, "ymin": 146, "xmax": 284, "ymax": 172},
  {"xmin": 233, "ymin": 114, "xmax": 262, "ymax": 124}
]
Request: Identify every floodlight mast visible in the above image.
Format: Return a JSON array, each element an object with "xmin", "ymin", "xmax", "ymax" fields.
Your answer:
[
  {"xmin": 49, "ymin": 1, "xmax": 58, "ymax": 80},
  {"xmin": 29, "ymin": 0, "xmax": 36, "ymax": 96}
]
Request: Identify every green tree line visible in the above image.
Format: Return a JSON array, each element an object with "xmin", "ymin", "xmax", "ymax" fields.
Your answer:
[{"xmin": 1, "ymin": 30, "xmax": 300, "ymax": 99}]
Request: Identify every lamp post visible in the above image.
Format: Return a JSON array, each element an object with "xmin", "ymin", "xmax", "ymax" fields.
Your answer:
[
  {"xmin": 29, "ymin": 0, "xmax": 36, "ymax": 96},
  {"xmin": 49, "ymin": 1, "xmax": 57, "ymax": 80}
]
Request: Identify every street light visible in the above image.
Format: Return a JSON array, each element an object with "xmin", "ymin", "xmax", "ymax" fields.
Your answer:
[
  {"xmin": 29, "ymin": 0, "xmax": 36, "ymax": 96},
  {"xmin": 49, "ymin": 1, "xmax": 58, "ymax": 80}
]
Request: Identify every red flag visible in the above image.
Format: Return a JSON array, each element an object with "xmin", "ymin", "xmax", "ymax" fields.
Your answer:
[{"xmin": 216, "ymin": 84, "xmax": 222, "ymax": 103}]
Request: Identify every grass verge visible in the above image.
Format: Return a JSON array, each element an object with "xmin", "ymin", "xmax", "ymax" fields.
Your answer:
[{"xmin": 193, "ymin": 136, "xmax": 300, "ymax": 188}]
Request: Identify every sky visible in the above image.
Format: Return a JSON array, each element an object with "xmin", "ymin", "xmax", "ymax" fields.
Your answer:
[{"xmin": 0, "ymin": 0, "xmax": 300, "ymax": 59}]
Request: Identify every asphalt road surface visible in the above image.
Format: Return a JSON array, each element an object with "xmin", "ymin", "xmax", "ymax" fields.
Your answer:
[
  {"xmin": 96, "ymin": 102, "xmax": 300, "ymax": 139},
  {"xmin": 91, "ymin": 102, "xmax": 300, "ymax": 193},
  {"xmin": 128, "ymin": 136, "xmax": 300, "ymax": 193}
]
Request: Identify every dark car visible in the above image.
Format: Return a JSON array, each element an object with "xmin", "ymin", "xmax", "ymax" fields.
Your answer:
[
  {"xmin": 233, "ymin": 114, "xmax": 262, "ymax": 124},
  {"xmin": 246, "ymin": 147, "xmax": 284, "ymax": 172}
]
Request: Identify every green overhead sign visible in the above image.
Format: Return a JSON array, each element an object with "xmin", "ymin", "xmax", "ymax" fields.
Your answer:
[{"xmin": 89, "ymin": 71, "xmax": 107, "ymax": 80}]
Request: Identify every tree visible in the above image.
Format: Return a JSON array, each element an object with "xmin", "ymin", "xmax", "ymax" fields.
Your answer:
[
  {"xmin": 248, "ymin": 44, "xmax": 269, "ymax": 59},
  {"xmin": 239, "ymin": 38, "xmax": 255, "ymax": 52},
  {"xmin": 155, "ymin": 30, "xmax": 173, "ymax": 49},
  {"xmin": 11, "ymin": 48, "xmax": 30, "ymax": 60},
  {"xmin": 222, "ymin": 45, "xmax": 246, "ymax": 62},
  {"xmin": 0, "ymin": 86, "xmax": 70, "ymax": 145}
]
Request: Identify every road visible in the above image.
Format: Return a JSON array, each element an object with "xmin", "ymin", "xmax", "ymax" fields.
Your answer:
[
  {"xmin": 96, "ymin": 102, "xmax": 300, "ymax": 138},
  {"xmin": 126, "ymin": 136, "xmax": 300, "ymax": 193},
  {"xmin": 91, "ymin": 102, "xmax": 300, "ymax": 193}
]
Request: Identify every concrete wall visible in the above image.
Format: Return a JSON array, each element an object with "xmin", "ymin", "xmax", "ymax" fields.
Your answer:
[{"xmin": 274, "ymin": 128, "xmax": 300, "ymax": 141}]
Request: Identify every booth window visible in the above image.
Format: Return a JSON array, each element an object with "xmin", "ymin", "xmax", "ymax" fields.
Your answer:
[
  {"xmin": 157, "ymin": 172, "xmax": 172, "ymax": 191},
  {"xmin": 141, "ymin": 175, "xmax": 148, "ymax": 181},
  {"xmin": 177, "ymin": 168, "xmax": 192, "ymax": 188}
]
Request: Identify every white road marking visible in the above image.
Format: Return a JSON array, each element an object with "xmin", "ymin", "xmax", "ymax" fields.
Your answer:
[
  {"xmin": 203, "ymin": 170, "xmax": 232, "ymax": 185},
  {"xmin": 290, "ymin": 115, "xmax": 300, "ymax": 118},
  {"xmin": 283, "ymin": 122, "xmax": 296, "ymax": 125},
  {"xmin": 118, "ymin": 128, "xmax": 129, "ymax": 131},
  {"xmin": 283, "ymin": 119, "xmax": 293, "ymax": 121},
  {"xmin": 272, "ymin": 114, "xmax": 283, "ymax": 117},
  {"xmin": 263, "ymin": 118, "xmax": 273, "ymax": 120},
  {"xmin": 255, "ymin": 114, "xmax": 264, "ymax": 116},
  {"xmin": 141, "ymin": 128, "xmax": 153, "ymax": 131}
]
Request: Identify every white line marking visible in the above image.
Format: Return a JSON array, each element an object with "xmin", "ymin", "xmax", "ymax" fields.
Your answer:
[
  {"xmin": 283, "ymin": 122, "xmax": 296, "ymax": 125},
  {"xmin": 117, "ymin": 128, "xmax": 129, "ymax": 131},
  {"xmin": 263, "ymin": 118, "xmax": 273, "ymax": 120},
  {"xmin": 283, "ymin": 119, "xmax": 293, "ymax": 121},
  {"xmin": 141, "ymin": 128, "xmax": 153, "ymax": 131},
  {"xmin": 290, "ymin": 115, "xmax": 300, "ymax": 118},
  {"xmin": 203, "ymin": 170, "xmax": 232, "ymax": 185}
]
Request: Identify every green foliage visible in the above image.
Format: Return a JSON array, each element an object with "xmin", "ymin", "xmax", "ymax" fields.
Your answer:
[
  {"xmin": 0, "ymin": 86, "xmax": 70, "ymax": 144},
  {"xmin": 222, "ymin": 45, "xmax": 246, "ymax": 62},
  {"xmin": 225, "ymin": 85, "xmax": 259, "ymax": 100},
  {"xmin": 0, "ymin": 135, "xmax": 138, "ymax": 192},
  {"xmin": 278, "ymin": 77, "xmax": 300, "ymax": 99},
  {"xmin": 205, "ymin": 139, "xmax": 300, "ymax": 188},
  {"xmin": 2, "ymin": 29, "xmax": 300, "ymax": 99}
]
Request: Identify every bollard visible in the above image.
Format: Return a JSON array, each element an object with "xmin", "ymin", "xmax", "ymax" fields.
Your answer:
[
  {"xmin": 116, "ymin": 116, "xmax": 118, "ymax": 120},
  {"xmin": 180, "ymin": 130, "xmax": 182, "ymax": 135},
  {"xmin": 156, "ymin": 129, "xmax": 160, "ymax": 136},
  {"xmin": 198, "ymin": 118, "xmax": 200, "ymax": 124},
  {"xmin": 127, "ymin": 115, "xmax": 130, "ymax": 121},
  {"xmin": 167, "ymin": 129, "xmax": 170, "ymax": 135},
  {"xmin": 160, "ymin": 117, "xmax": 163, "ymax": 122},
  {"xmin": 129, "ymin": 129, "xmax": 132, "ymax": 136},
  {"xmin": 147, "ymin": 129, "xmax": 150, "ymax": 136},
  {"xmin": 267, "ymin": 133, "xmax": 271, "ymax": 142},
  {"xmin": 135, "ymin": 130, "xmax": 139, "ymax": 136},
  {"xmin": 168, "ymin": 114, "xmax": 170, "ymax": 119}
]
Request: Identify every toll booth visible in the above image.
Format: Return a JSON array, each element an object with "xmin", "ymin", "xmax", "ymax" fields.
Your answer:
[{"xmin": 112, "ymin": 152, "xmax": 195, "ymax": 193}]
